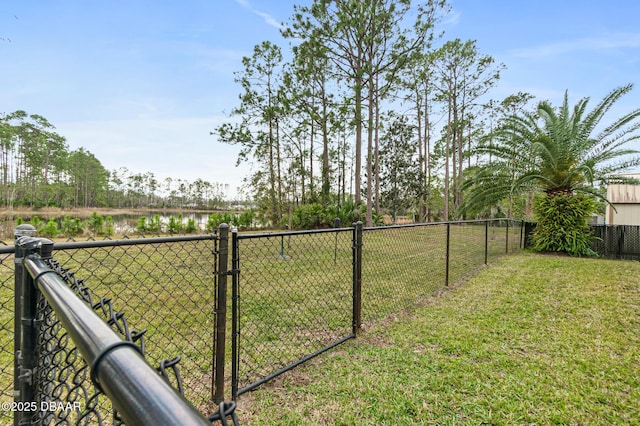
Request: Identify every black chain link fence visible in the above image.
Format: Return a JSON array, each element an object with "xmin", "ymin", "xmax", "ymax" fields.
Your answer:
[
  {"xmin": 361, "ymin": 220, "xmax": 522, "ymax": 325},
  {"xmin": 2, "ymin": 220, "xmax": 524, "ymax": 423},
  {"xmin": 47, "ymin": 235, "xmax": 219, "ymax": 413},
  {"xmin": 361, "ymin": 223, "xmax": 448, "ymax": 324},
  {"xmin": 523, "ymin": 222, "xmax": 640, "ymax": 260},
  {"xmin": 1, "ymin": 231, "xmax": 241, "ymax": 425},
  {"xmin": 230, "ymin": 220, "xmax": 523, "ymax": 398},
  {"xmin": 591, "ymin": 224, "xmax": 640, "ymax": 260},
  {"xmin": 32, "ymin": 257, "xmax": 185, "ymax": 425},
  {"xmin": 231, "ymin": 228, "xmax": 356, "ymax": 397}
]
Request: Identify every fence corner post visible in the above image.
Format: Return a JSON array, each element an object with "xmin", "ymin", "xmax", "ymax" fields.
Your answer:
[
  {"xmin": 352, "ymin": 221, "xmax": 363, "ymax": 335},
  {"xmin": 213, "ymin": 223, "xmax": 230, "ymax": 404},
  {"xmin": 13, "ymin": 225, "xmax": 38, "ymax": 426}
]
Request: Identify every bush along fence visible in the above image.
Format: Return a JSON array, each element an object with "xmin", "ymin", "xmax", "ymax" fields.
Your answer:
[
  {"xmin": 1, "ymin": 219, "xmax": 522, "ymax": 424},
  {"xmin": 523, "ymin": 222, "xmax": 640, "ymax": 260}
]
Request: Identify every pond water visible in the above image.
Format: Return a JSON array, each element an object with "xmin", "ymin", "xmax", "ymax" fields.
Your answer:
[{"xmin": 0, "ymin": 211, "xmax": 221, "ymax": 241}]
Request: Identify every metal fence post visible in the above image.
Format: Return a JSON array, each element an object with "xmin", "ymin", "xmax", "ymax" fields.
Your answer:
[
  {"xmin": 484, "ymin": 221, "xmax": 489, "ymax": 265},
  {"xmin": 505, "ymin": 219, "xmax": 510, "ymax": 254},
  {"xmin": 445, "ymin": 222, "xmax": 451, "ymax": 287},
  {"xmin": 334, "ymin": 218, "xmax": 341, "ymax": 265},
  {"xmin": 231, "ymin": 227, "xmax": 239, "ymax": 400},
  {"xmin": 352, "ymin": 222, "xmax": 363, "ymax": 335},
  {"xmin": 13, "ymin": 228, "xmax": 41, "ymax": 426},
  {"xmin": 13, "ymin": 225, "xmax": 37, "ymax": 424},
  {"xmin": 213, "ymin": 223, "xmax": 230, "ymax": 404}
]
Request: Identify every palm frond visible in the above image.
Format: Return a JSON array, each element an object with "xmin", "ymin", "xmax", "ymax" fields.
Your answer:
[{"xmin": 463, "ymin": 84, "xmax": 640, "ymax": 214}]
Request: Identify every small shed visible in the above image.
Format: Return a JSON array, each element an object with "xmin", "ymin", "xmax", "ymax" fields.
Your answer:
[{"xmin": 606, "ymin": 173, "xmax": 640, "ymax": 225}]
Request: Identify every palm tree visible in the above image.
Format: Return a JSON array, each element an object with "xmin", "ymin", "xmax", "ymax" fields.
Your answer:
[{"xmin": 462, "ymin": 84, "xmax": 640, "ymax": 255}]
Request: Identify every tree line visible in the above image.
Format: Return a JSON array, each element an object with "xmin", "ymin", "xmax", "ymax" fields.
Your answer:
[
  {"xmin": 213, "ymin": 0, "xmax": 640, "ymax": 252},
  {"xmin": 0, "ymin": 110, "xmax": 231, "ymax": 210},
  {"xmin": 213, "ymin": 0, "xmax": 522, "ymax": 226},
  {"xmin": 6, "ymin": 0, "xmax": 638, "ymax": 247}
]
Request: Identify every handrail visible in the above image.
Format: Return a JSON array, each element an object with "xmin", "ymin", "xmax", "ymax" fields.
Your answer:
[{"xmin": 23, "ymin": 252, "xmax": 211, "ymax": 426}]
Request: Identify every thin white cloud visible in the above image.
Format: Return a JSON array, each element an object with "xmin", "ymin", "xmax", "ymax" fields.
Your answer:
[
  {"xmin": 233, "ymin": 0, "xmax": 283, "ymax": 31},
  {"xmin": 443, "ymin": 9, "xmax": 461, "ymax": 26},
  {"xmin": 511, "ymin": 32, "xmax": 640, "ymax": 59}
]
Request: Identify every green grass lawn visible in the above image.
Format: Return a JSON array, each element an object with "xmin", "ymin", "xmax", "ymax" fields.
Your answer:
[{"xmin": 236, "ymin": 253, "xmax": 640, "ymax": 425}]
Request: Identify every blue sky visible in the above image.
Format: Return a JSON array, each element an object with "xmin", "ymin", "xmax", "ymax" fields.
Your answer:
[{"xmin": 2, "ymin": 0, "xmax": 639, "ymax": 196}]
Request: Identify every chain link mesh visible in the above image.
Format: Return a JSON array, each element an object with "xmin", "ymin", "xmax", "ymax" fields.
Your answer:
[
  {"xmin": 32, "ymin": 258, "xmax": 146, "ymax": 424},
  {"xmin": 49, "ymin": 236, "xmax": 218, "ymax": 413},
  {"xmin": 592, "ymin": 224, "xmax": 640, "ymax": 260},
  {"xmin": 233, "ymin": 229, "xmax": 354, "ymax": 395},
  {"xmin": 362, "ymin": 223, "xmax": 448, "ymax": 323},
  {"xmin": 447, "ymin": 222, "xmax": 490, "ymax": 285},
  {"xmin": 360, "ymin": 220, "xmax": 522, "ymax": 324},
  {"xmin": 0, "ymin": 241, "xmax": 14, "ymax": 425}
]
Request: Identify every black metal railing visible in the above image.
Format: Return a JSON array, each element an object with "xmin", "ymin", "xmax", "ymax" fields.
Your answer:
[{"xmin": 45, "ymin": 233, "xmax": 221, "ymax": 411}]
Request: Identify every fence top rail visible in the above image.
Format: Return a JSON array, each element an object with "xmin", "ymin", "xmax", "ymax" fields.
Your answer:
[
  {"xmin": 237, "ymin": 226, "xmax": 354, "ymax": 240},
  {"xmin": 51, "ymin": 233, "xmax": 217, "ymax": 250},
  {"xmin": 362, "ymin": 218, "xmax": 519, "ymax": 231},
  {"xmin": 0, "ymin": 234, "xmax": 217, "ymax": 253},
  {"xmin": 591, "ymin": 223, "xmax": 640, "ymax": 228},
  {"xmin": 21, "ymin": 249, "xmax": 211, "ymax": 426}
]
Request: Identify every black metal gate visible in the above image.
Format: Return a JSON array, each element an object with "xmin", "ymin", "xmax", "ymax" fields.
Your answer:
[{"xmin": 230, "ymin": 226, "xmax": 359, "ymax": 398}]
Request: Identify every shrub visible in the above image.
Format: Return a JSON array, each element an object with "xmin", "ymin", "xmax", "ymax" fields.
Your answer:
[
  {"xmin": 531, "ymin": 193, "xmax": 598, "ymax": 256},
  {"xmin": 86, "ymin": 212, "xmax": 104, "ymax": 236},
  {"xmin": 41, "ymin": 218, "xmax": 59, "ymax": 238},
  {"xmin": 136, "ymin": 217, "xmax": 147, "ymax": 232},
  {"xmin": 147, "ymin": 214, "xmax": 162, "ymax": 233},
  {"xmin": 104, "ymin": 216, "xmax": 114, "ymax": 237},
  {"xmin": 185, "ymin": 218, "xmax": 197, "ymax": 234},
  {"xmin": 206, "ymin": 213, "xmax": 222, "ymax": 232},
  {"xmin": 237, "ymin": 209, "xmax": 255, "ymax": 230},
  {"xmin": 292, "ymin": 203, "xmax": 331, "ymax": 229},
  {"xmin": 29, "ymin": 215, "xmax": 43, "ymax": 232},
  {"xmin": 61, "ymin": 215, "xmax": 83, "ymax": 237},
  {"xmin": 167, "ymin": 216, "xmax": 182, "ymax": 234}
]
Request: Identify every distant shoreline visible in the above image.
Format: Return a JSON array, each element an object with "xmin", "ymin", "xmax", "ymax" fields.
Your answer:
[{"xmin": 0, "ymin": 207, "xmax": 229, "ymax": 220}]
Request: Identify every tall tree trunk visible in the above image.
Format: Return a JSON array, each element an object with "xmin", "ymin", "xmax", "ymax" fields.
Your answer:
[
  {"xmin": 276, "ymin": 119, "xmax": 283, "ymax": 223},
  {"xmin": 416, "ymin": 88, "xmax": 425, "ymax": 222},
  {"xmin": 444, "ymin": 100, "xmax": 452, "ymax": 221},
  {"xmin": 425, "ymin": 96, "xmax": 432, "ymax": 222},
  {"xmin": 374, "ymin": 75, "xmax": 381, "ymax": 217},
  {"xmin": 366, "ymin": 73, "xmax": 375, "ymax": 226},
  {"xmin": 321, "ymin": 82, "xmax": 330, "ymax": 204},
  {"xmin": 268, "ymin": 118, "xmax": 277, "ymax": 223},
  {"xmin": 354, "ymin": 68, "xmax": 363, "ymax": 206},
  {"xmin": 310, "ymin": 107, "xmax": 315, "ymax": 198}
]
